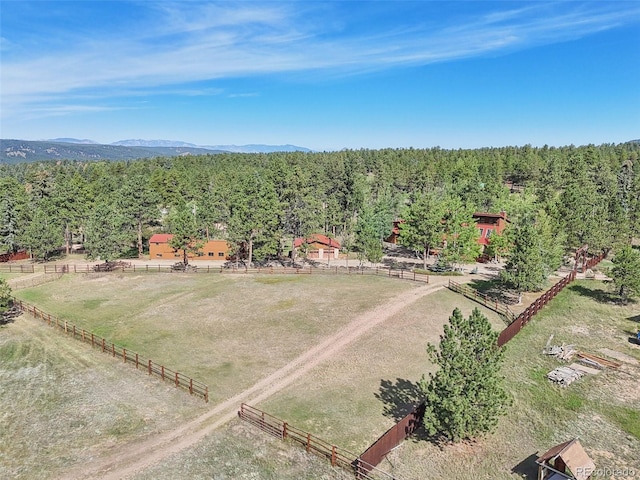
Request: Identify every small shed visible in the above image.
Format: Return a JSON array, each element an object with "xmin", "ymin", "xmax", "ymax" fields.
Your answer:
[{"xmin": 536, "ymin": 438, "xmax": 595, "ymax": 480}]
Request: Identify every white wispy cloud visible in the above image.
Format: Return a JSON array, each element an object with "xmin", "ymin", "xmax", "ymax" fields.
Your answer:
[{"xmin": 2, "ymin": 1, "xmax": 639, "ymax": 116}]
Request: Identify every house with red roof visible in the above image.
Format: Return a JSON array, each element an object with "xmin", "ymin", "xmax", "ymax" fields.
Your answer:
[
  {"xmin": 293, "ymin": 234, "xmax": 341, "ymax": 260},
  {"xmin": 148, "ymin": 234, "xmax": 230, "ymax": 260}
]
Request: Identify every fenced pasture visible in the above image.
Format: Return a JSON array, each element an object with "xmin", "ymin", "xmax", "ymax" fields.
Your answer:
[
  {"xmin": 258, "ymin": 288, "xmax": 505, "ymax": 454},
  {"xmin": 14, "ymin": 298, "xmax": 209, "ymax": 401},
  {"xmin": 14, "ymin": 273, "xmax": 419, "ymax": 406},
  {"xmin": 0, "ymin": 313, "xmax": 209, "ymax": 480},
  {"xmin": 349, "ymin": 280, "xmax": 640, "ymax": 480},
  {"xmin": 6, "ymin": 268, "xmax": 638, "ymax": 480}
]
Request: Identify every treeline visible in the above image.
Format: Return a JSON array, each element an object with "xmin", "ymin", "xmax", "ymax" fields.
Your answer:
[{"xmin": 0, "ymin": 143, "xmax": 638, "ymax": 274}]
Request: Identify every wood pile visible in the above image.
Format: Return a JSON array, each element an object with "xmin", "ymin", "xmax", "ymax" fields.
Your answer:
[
  {"xmin": 543, "ymin": 336, "xmax": 577, "ymax": 361},
  {"xmin": 577, "ymin": 352, "xmax": 622, "ymax": 370},
  {"xmin": 547, "ymin": 367, "xmax": 584, "ymax": 387}
]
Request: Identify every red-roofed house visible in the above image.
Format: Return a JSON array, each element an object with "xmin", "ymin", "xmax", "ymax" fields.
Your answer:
[
  {"xmin": 293, "ymin": 234, "xmax": 341, "ymax": 260},
  {"xmin": 473, "ymin": 211, "xmax": 509, "ymax": 248},
  {"xmin": 149, "ymin": 234, "xmax": 230, "ymax": 260}
]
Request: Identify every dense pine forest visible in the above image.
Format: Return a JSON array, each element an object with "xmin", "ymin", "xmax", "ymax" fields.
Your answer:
[{"xmin": 1, "ymin": 143, "xmax": 639, "ymax": 275}]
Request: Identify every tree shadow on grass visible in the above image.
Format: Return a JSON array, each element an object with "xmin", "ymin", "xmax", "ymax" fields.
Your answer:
[
  {"xmin": 374, "ymin": 378, "xmax": 435, "ymax": 444},
  {"xmin": 568, "ymin": 283, "xmax": 620, "ymax": 304},
  {"xmin": 375, "ymin": 378, "xmax": 423, "ymax": 422},
  {"xmin": 511, "ymin": 453, "xmax": 539, "ymax": 479}
]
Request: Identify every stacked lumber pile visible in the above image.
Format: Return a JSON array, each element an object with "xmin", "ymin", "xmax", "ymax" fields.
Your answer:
[
  {"xmin": 543, "ymin": 335, "xmax": 623, "ymax": 387},
  {"xmin": 577, "ymin": 352, "xmax": 622, "ymax": 370},
  {"xmin": 547, "ymin": 367, "xmax": 585, "ymax": 387}
]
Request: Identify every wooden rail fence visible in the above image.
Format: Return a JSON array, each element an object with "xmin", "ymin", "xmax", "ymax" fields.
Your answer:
[
  {"xmin": 0, "ymin": 264, "xmax": 35, "ymax": 273},
  {"xmin": 42, "ymin": 263, "xmax": 430, "ymax": 283},
  {"xmin": 497, "ymin": 249, "xmax": 607, "ymax": 346},
  {"xmin": 497, "ymin": 271, "xmax": 576, "ymax": 346},
  {"xmin": 12, "ymin": 298, "xmax": 209, "ymax": 402},
  {"xmin": 447, "ymin": 280, "xmax": 516, "ymax": 322},
  {"xmin": 356, "ymin": 402, "xmax": 425, "ymax": 477},
  {"xmin": 238, "ymin": 404, "xmax": 401, "ymax": 480}
]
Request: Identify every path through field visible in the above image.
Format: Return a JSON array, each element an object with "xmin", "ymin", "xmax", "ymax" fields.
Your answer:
[{"xmin": 61, "ymin": 279, "xmax": 448, "ymax": 480}]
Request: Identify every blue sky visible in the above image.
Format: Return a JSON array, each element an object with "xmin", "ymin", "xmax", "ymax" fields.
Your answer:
[{"xmin": 1, "ymin": 1, "xmax": 639, "ymax": 151}]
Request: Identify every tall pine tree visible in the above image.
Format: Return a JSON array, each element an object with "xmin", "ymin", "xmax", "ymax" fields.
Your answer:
[{"xmin": 420, "ymin": 308, "xmax": 510, "ymax": 442}]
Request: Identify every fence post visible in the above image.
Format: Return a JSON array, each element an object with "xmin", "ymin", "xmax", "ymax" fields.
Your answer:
[
  {"xmin": 189, "ymin": 378, "xmax": 193, "ymax": 395},
  {"xmin": 205, "ymin": 386, "xmax": 209, "ymax": 402},
  {"xmin": 161, "ymin": 365, "xmax": 165, "ymax": 380},
  {"xmin": 148, "ymin": 360, "xmax": 152, "ymax": 375},
  {"xmin": 175, "ymin": 372, "xmax": 179, "ymax": 387},
  {"xmin": 282, "ymin": 422, "xmax": 288, "ymax": 439},
  {"xmin": 331, "ymin": 445, "xmax": 337, "ymax": 466},
  {"xmin": 123, "ymin": 348, "xmax": 127, "ymax": 363},
  {"xmin": 112, "ymin": 343, "xmax": 115, "ymax": 357},
  {"xmin": 135, "ymin": 353, "xmax": 139, "ymax": 369},
  {"xmin": 102, "ymin": 338, "xmax": 106, "ymax": 353},
  {"xmin": 64, "ymin": 320, "xmax": 68, "ymax": 333},
  {"xmin": 306, "ymin": 433, "xmax": 311, "ymax": 452}
]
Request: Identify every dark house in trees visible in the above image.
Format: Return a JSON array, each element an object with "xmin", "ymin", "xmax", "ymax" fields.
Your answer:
[
  {"xmin": 473, "ymin": 211, "xmax": 509, "ymax": 249},
  {"xmin": 293, "ymin": 234, "xmax": 341, "ymax": 260},
  {"xmin": 385, "ymin": 220, "xmax": 404, "ymax": 244},
  {"xmin": 386, "ymin": 212, "xmax": 508, "ymax": 250},
  {"xmin": 535, "ymin": 438, "xmax": 594, "ymax": 480}
]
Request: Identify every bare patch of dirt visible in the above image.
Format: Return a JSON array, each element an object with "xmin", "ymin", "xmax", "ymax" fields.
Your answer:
[{"xmin": 598, "ymin": 348, "xmax": 639, "ymax": 365}]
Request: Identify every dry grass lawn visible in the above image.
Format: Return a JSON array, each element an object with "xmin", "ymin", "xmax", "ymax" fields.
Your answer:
[
  {"xmin": 15, "ymin": 272, "xmax": 415, "ymax": 404},
  {"xmin": 3, "ymin": 273, "xmax": 638, "ymax": 480}
]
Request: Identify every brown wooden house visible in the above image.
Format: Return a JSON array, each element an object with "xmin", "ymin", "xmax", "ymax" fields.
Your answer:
[
  {"xmin": 293, "ymin": 234, "xmax": 341, "ymax": 260},
  {"xmin": 536, "ymin": 438, "xmax": 594, "ymax": 480},
  {"xmin": 473, "ymin": 211, "xmax": 509, "ymax": 248},
  {"xmin": 149, "ymin": 234, "xmax": 230, "ymax": 260}
]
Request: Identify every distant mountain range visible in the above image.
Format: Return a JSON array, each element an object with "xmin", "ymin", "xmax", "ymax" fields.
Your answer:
[{"xmin": 0, "ymin": 138, "xmax": 312, "ymax": 163}]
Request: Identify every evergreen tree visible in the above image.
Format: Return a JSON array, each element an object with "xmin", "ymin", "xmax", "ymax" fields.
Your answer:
[
  {"xmin": 399, "ymin": 193, "xmax": 447, "ymax": 270},
  {"xmin": 610, "ymin": 246, "xmax": 640, "ymax": 304},
  {"xmin": 420, "ymin": 308, "xmax": 510, "ymax": 442},
  {"xmin": 84, "ymin": 201, "xmax": 132, "ymax": 262},
  {"xmin": 167, "ymin": 201, "xmax": 203, "ymax": 265},
  {"xmin": 116, "ymin": 175, "xmax": 159, "ymax": 257},
  {"xmin": 499, "ymin": 222, "xmax": 548, "ymax": 292},
  {"xmin": 21, "ymin": 205, "xmax": 64, "ymax": 262},
  {"xmin": 355, "ymin": 204, "xmax": 384, "ymax": 266},
  {"xmin": 441, "ymin": 198, "xmax": 481, "ymax": 267},
  {"xmin": 226, "ymin": 172, "xmax": 281, "ymax": 265},
  {"xmin": 0, "ymin": 278, "xmax": 11, "ymax": 312}
]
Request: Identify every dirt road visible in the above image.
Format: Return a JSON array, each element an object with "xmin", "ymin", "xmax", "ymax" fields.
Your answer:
[{"xmin": 60, "ymin": 279, "xmax": 448, "ymax": 480}]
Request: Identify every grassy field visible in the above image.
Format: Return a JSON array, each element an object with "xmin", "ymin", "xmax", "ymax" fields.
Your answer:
[
  {"xmin": 376, "ymin": 280, "xmax": 640, "ymax": 480},
  {"xmin": 3, "ymin": 273, "xmax": 639, "ymax": 479},
  {"xmin": 0, "ymin": 314, "xmax": 209, "ymax": 480},
  {"xmin": 14, "ymin": 272, "xmax": 416, "ymax": 404},
  {"xmin": 258, "ymin": 289, "xmax": 504, "ymax": 452}
]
